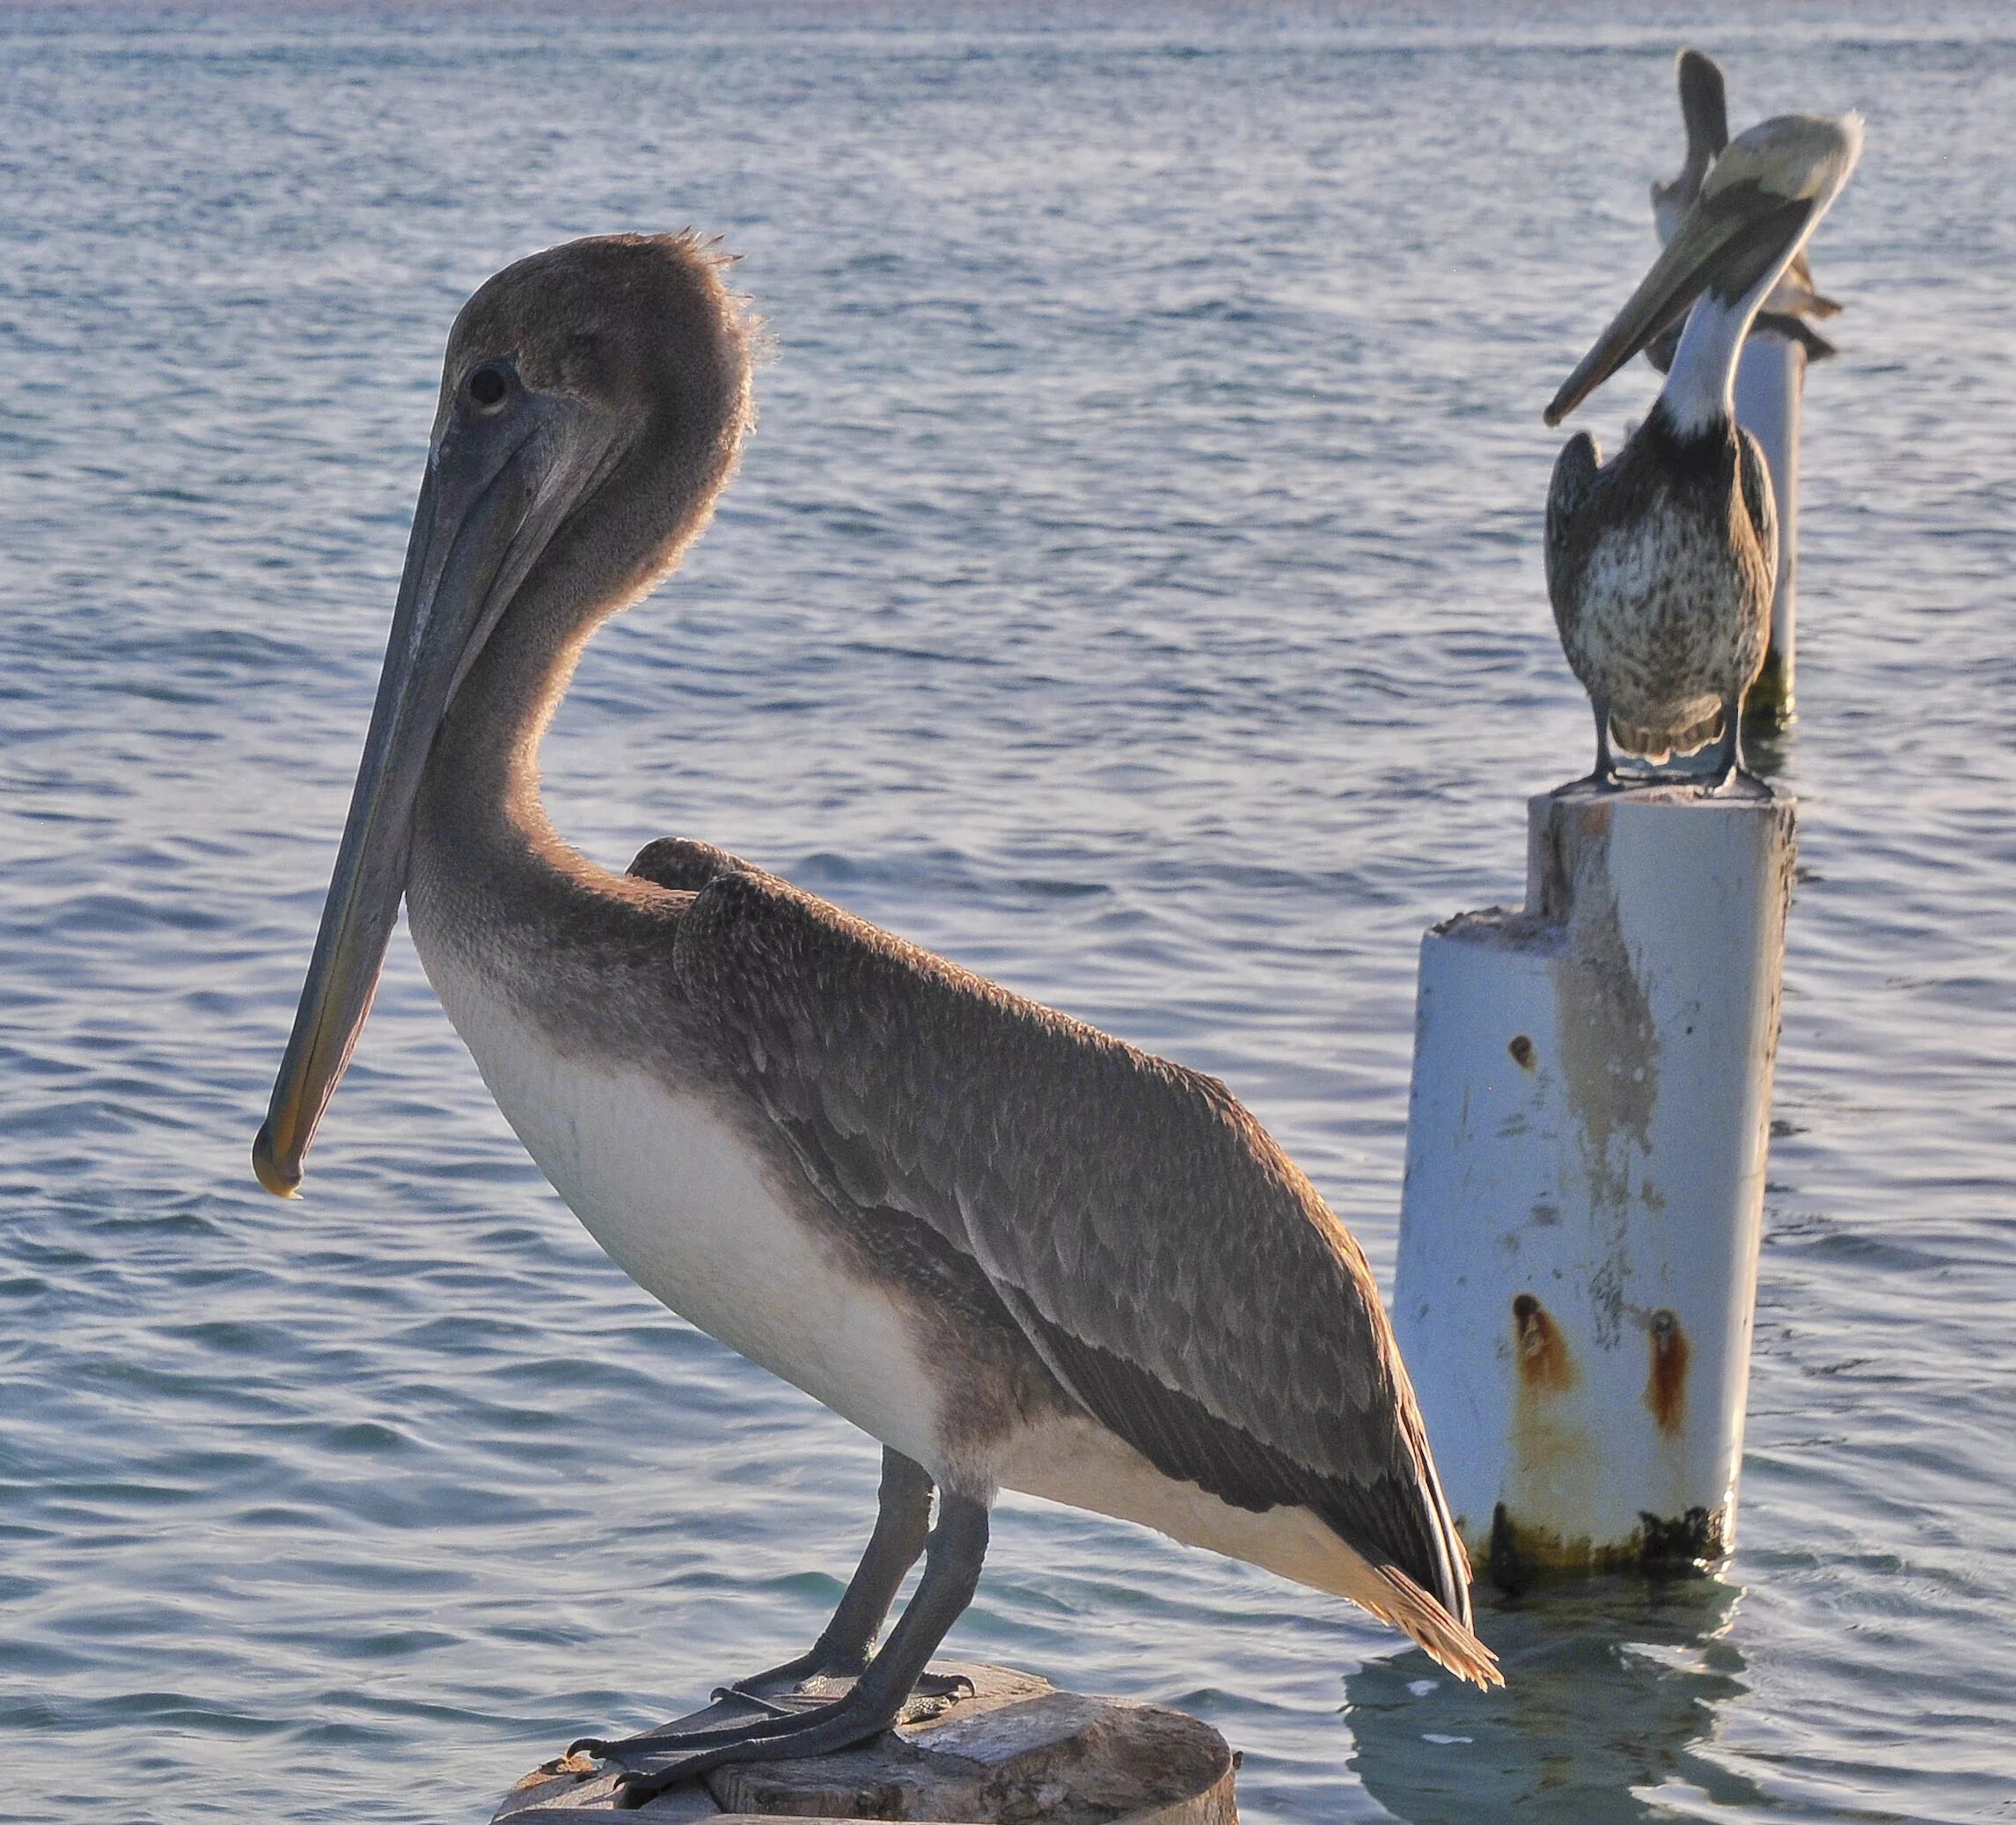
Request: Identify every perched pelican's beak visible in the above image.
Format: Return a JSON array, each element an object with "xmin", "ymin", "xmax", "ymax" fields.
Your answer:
[
  {"xmin": 1546, "ymin": 110, "xmax": 1862, "ymax": 428},
  {"xmin": 254, "ymin": 366, "xmax": 621, "ymax": 1195}
]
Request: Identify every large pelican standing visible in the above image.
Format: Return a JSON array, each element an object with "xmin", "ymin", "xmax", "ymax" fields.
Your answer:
[
  {"xmin": 253, "ymin": 236, "xmax": 1497, "ymax": 1805},
  {"xmin": 1543, "ymin": 113, "xmax": 1861, "ymax": 786}
]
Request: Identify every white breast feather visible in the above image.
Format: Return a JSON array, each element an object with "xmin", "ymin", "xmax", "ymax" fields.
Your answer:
[{"xmin": 414, "ymin": 940, "xmax": 948, "ymax": 1474}]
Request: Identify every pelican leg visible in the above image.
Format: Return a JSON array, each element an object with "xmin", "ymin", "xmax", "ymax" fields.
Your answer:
[
  {"xmin": 1586, "ymin": 699, "xmax": 1619, "ymax": 788},
  {"xmin": 606, "ymin": 1494, "xmax": 990, "ymax": 1810},
  {"xmin": 570, "ymin": 1448, "xmax": 946, "ymax": 1754},
  {"xmin": 1707, "ymin": 693, "xmax": 1751, "ymax": 792},
  {"xmin": 722, "ymin": 1449, "xmax": 932, "ymax": 1697},
  {"xmin": 711, "ymin": 1448, "xmax": 964, "ymax": 1714}
]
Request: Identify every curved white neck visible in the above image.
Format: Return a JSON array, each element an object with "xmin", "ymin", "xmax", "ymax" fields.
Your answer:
[{"xmin": 1660, "ymin": 231, "xmax": 1804, "ymax": 439}]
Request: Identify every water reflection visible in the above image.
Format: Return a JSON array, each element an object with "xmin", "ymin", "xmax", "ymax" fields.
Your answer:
[
  {"xmin": 1347, "ymin": 1577, "xmax": 1763, "ymax": 1822},
  {"xmin": 1741, "ymin": 714, "xmax": 1794, "ymax": 784}
]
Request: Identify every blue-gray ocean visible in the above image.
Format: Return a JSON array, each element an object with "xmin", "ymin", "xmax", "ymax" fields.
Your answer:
[{"xmin": 4, "ymin": 4, "xmax": 2012, "ymax": 1819}]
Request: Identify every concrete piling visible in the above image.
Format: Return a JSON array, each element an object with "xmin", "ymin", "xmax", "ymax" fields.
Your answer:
[
  {"xmin": 1392, "ymin": 781, "xmax": 1795, "ymax": 1586},
  {"xmin": 495, "ymin": 1662, "xmax": 1239, "ymax": 1823},
  {"xmin": 1734, "ymin": 328, "xmax": 1807, "ymax": 725}
]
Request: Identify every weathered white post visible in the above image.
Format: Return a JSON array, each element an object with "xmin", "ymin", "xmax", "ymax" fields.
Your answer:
[
  {"xmin": 1392, "ymin": 782, "xmax": 1793, "ymax": 1587},
  {"xmin": 1734, "ymin": 328, "xmax": 1807, "ymax": 724}
]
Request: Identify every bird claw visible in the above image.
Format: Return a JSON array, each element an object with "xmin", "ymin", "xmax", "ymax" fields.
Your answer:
[
  {"xmin": 911, "ymin": 1669, "xmax": 975, "ymax": 1703},
  {"xmin": 612, "ymin": 1767, "xmax": 667, "ymax": 1809}
]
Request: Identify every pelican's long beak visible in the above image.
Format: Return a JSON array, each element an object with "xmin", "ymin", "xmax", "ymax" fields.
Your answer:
[
  {"xmin": 253, "ymin": 378, "xmax": 615, "ymax": 1196},
  {"xmin": 1547, "ymin": 111, "xmax": 1862, "ymax": 428}
]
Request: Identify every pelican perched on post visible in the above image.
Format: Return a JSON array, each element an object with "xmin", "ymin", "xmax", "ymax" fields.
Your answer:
[
  {"xmin": 1648, "ymin": 48, "xmax": 1844, "ymax": 373},
  {"xmin": 253, "ymin": 235, "xmax": 1498, "ymax": 1806},
  {"xmin": 1543, "ymin": 112, "xmax": 1861, "ymax": 787}
]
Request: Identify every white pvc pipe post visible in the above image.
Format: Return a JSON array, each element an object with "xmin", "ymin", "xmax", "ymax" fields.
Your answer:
[
  {"xmin": 1392, "ymin": 782, "xmax": 1794, "ymax": 1587},
  {"xmin": 1734, "ymin": 328, "xmax": 1806, "ymax": 724}
]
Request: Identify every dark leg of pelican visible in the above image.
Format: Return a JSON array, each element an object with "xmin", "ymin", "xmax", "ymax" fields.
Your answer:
[
  {"xmin": 602, "ymin": 1498, "xmax": 991, "ymax": 1809},
  {"xmin": 716, "ymin": 1448, "xmax": 935, "ymax": 1710},
  {"xmin": 570, "ymin": 1449, "xmax": 963, "ymax": 1753},
  {"xmin": 1587, "ymin": 698, "xmax": 1618, "ymax": 788}
]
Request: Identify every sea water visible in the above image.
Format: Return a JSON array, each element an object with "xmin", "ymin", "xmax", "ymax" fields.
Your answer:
[{"xmin": 4, "ymin": 5, "xmax": 2013, "ymax": 1818}]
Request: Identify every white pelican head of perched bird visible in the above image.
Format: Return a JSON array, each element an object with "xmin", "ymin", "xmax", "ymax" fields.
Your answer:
[
  {"xmin": 1647, "ymin": 48, "xmax": 1844, "ymax": 372},
  {"xmin": 1541, "ymin": 111, "xmax": 1861, "ymax": 787},
  {"xmin": 253, "ymin": 234, "xmax": 1499, "ymax": 1805}
]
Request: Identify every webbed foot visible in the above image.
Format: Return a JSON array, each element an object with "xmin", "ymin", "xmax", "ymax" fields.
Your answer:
[
  {"xmin": 707, "ymin": 1645, "xmax": 865, "ymax": 1718},
  {"xmin": 603, "ymin": 1672, "xmax": 976, "ymax": 1807},
  {"xmin": 571, "ymin": 1661, "xmax": 973, "ymax": 1759},
  {"xmin": 606, "ymin": 1681, "xmax": 905, "ymax": 1809},
  {"xmin": 1708, "ymin": 762, "xmax": 1766, "ymax": 797}
]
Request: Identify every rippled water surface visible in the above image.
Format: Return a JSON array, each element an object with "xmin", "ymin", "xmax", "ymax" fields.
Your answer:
[{"xmin": 4, "ymin": 4, "xmax": 2014, "ymax": 1820}]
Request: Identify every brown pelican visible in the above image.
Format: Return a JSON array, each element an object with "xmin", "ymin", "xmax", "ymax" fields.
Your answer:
[
  {"xmin": 1543, "ymin": 113, "xmax": 1861, "ymax": 786},
  {"xmin": 1648, "ymin": 49, "xmax": 1844, "ymax": 372},
  {"xmin": 252, "ymin": 235, "xmax": 1499, "ymax": 1806}
]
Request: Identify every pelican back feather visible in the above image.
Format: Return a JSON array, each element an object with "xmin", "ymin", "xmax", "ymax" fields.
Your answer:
[{"xmin": 662, "ymin": 861, "xmax": 1487, "ymax": 1666}]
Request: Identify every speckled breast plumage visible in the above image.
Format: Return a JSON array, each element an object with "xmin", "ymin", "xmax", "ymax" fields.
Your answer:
[{"xmin": 1546, "ymin": 405, "xmax": 1777, "ymax": 761}]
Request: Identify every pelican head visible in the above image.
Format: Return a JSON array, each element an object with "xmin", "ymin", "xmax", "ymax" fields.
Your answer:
[
  {"xmin": 1545, "ymin": 110, "xmax": 1862, "ymax": 429},
  {"xmin": 253, "ymin": 235, "xmax": 754, "ymax": 1196},
  {"xmin": 1650, "ymin": 48, "xmax": 1730, "ymax": 245}
]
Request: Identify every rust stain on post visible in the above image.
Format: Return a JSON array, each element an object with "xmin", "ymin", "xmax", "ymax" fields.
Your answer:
[
  {"xmin": 1513, "ymin": 1293, "xmax": 1576, "ymax": 1393},
  {"xmin": 1645, "ymin": 1307, "xmax": 1690, "ymax": 1435},
  {"xmin": 1508, "ymin": 1034, "xmax": 1536, "ymax": 1070},
  {"xmin": 1498, "ymin": 1294, "xmax": 1594, "ymax": 1591}
]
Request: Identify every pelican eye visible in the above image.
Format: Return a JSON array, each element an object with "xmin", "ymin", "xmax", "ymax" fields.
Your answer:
[{"xmin": 466, "ymin": 364, "xmax": 510, "ymax": 412}]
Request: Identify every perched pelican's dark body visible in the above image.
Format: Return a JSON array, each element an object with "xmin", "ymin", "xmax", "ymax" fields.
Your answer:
[
  {"xmin": 253, "ymin": 235, "xmax": 1497, "ymax": 1804},
  {"xmin": 1648, "ymin": 49, "xmax": 1843, "ymax": 374},
  {"xmin": 1543, "ymin": 113, "xmax": 1861, "ymax": 785}
]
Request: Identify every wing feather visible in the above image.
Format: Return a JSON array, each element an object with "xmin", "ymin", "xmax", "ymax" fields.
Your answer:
[
  {"xmin": 1546, "ymin": 429, "xmax": 1602, "ymax": 640},
  {"xmin": 1735, "ymin": 421, "xmax": 1778, "ymax": 580},
  {"xmin": 667, "ymin": 861, "xmax": 1476, "ymax": 1631}
]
